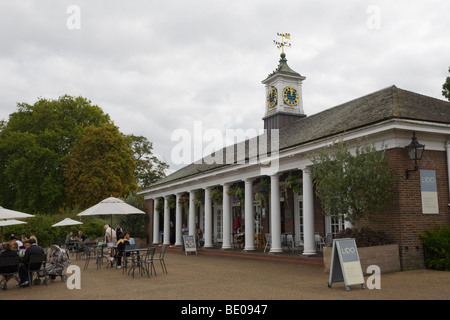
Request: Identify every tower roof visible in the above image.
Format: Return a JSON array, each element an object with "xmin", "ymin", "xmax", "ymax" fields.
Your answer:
[{"xmin": 263, "ymin": 53, "xmax": 304, "ymax": 83}]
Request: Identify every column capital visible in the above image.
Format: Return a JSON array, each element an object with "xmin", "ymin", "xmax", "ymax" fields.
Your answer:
[{"xmin": 299, "ymin": 166, "xmax": 313, "ymax": 174}]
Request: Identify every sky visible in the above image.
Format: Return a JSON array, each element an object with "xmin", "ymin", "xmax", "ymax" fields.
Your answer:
[{"xmin": 1, "ymin": 0, "xmax": 449, "ymax": 173}]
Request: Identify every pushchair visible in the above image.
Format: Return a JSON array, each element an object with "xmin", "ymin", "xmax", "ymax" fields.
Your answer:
[{"xmin": 45, "ymin": 245, "xmax": 70, "ymax": 282}]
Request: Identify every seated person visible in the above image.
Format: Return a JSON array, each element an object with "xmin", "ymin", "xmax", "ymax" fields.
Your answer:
[
  {"xmin": 19, "ymin": 238, "xmax": 44, "ymax": 286},
  {"xmin": 65, "ymin": 231, "xmax": 77, "ymax": 251},
  {"xmin": 115, "ymin": 233, "xmax": 130, "ymax": 269},
  {"xmin": 0, "ymin": 242, "xmax": 20, "ymax": 290}
]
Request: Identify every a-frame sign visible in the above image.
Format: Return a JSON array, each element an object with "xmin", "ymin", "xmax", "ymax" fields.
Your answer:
[{"xmin": 328, "ymin": 238, "xmax": 365, "ymax": 291}]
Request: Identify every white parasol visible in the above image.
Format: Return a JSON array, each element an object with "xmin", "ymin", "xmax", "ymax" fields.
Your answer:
[
  {"xmin": 77, "ymin": 197, "xmax": 145, "ymax": 242},
  {"xmin": 52, "ymin": 218, "xmax": 83, "ymax": 227},
  {"xmin": 0, "ymin": 219, "xmax": 27, "ymax": 243},
  {"xmin": 0, "ymin": 206, "xmax": 35, "ymax": 220},
  {"xmin": 77, "ymin": 197, "xmax": 145, "ymax": 217}
]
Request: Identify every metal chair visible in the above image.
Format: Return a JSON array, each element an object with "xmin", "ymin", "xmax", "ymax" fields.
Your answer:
[
  {"xmin": 84, "ymin": 245, "xmax": 102, "ymax": 270},
  {"xmin": 0, "ymin": 255, "xmax": 21, "ymax": 289},
  {"xmin": 154, "ymin": 245, "xmax": 168, "ymax": 274},
  {"xmin": 27, "ymin": 253, "xmax": 50, "ymax": 287},
  {"xmin": 264, "ymin": 233, "xmax": 271, "ymax": 253},
  {"xmin": 135, "ymin": 247, "xmax": 156, "ymax": 278}
]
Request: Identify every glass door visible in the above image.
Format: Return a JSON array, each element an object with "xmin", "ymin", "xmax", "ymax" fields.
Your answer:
[{"xmin": 214, "ymin": 206, "xmax": 223, "ymax": 243}]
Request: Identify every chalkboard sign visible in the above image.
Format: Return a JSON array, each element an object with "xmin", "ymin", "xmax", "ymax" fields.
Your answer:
[
  {"xmin": 328, "ymin": 238, "xmax": 365, "ymax": 291},
  {"xmin": 182, "ymin": 235, "xmax": 197, "ymax": 255}
]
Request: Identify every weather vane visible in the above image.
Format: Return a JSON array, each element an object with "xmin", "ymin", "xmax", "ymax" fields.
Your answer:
[{"xmin": 273, "ymin": 33, "xmax": 291, "ymax": 54}]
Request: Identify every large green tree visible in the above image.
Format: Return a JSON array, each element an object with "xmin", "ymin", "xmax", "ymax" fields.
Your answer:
[
  {"xmin": 64, "ymin": 124, "xmax": 137, "ymax": 209},
  {"xmin": 128, "ymin": 134, "xmax": 168, "ymax": 188},
  {"xmin": 443, "ymin": 67, "xmax": 450, "ymax": 101},
  {"xmin": 0, "ymin": 95, "xmax": 111, "ymax": 213},
  {"xmin": 311, "ymin": 140, "xmax": 395, "ymax": 223}
]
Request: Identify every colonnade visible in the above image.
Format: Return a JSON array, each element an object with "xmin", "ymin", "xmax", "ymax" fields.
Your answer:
[{"xmin": 151, "ymin": 168, "xmax": 317, "ymax": 255}]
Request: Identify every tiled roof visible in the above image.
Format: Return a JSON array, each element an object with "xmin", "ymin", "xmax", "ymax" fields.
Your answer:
[{"xmin": 146, "ymin": 85, "xmax": 450, "ymax": 188}]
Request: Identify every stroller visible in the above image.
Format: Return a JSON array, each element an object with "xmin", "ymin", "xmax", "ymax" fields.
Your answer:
[{"xmin": 45, "ymin": 245, "xmax": 70, "ymax": 282}]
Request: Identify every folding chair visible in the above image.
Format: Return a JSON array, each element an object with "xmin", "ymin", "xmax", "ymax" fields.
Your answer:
[{"xmin": 0, "ymin": 256, "xmax": 21, "ymax": 290}]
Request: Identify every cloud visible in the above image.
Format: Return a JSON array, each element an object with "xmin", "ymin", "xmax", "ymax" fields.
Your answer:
[{"xmin": 0, "ymin": 0, "xmax": 449, "ymax": 172}]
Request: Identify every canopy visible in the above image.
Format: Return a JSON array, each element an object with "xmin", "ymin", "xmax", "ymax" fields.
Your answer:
[
  {"xmin": 0, "ymin": 206, "xmax": 35, "ymax": 220},
  {"xmin": 77, "ymin": 197, "xmax": 145, "ymax": 217},
  {"xmin": 52, "ymin": 218, "xmax": 83, "ymax": 227}
]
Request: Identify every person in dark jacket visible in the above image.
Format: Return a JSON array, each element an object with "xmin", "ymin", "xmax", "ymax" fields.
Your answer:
[
  {"xmin": 0, "ymin": 242, "xmax": 20, "ymax": 290},
  {"xmin": 19, "ymin": 238, "xmax": 44, "ymax": 286}
]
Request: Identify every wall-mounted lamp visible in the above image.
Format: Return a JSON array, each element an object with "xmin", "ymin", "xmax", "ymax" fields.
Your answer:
[{"xmin": 405, "ymin": 131, "xmax": 425, "ymax": 179}]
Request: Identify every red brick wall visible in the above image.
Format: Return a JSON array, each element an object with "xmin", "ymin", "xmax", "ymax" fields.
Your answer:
[{"xmin": 357, "ymin": 148, "xmax": 450, "ymax": 270}]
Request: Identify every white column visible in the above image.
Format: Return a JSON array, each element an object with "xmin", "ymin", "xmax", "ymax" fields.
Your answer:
[
  {"xmin": 244, "ymin": 178, "xmax": 255, "ymax": 251},
  {"xmin": 153, "ymin": 198, "xmax": 160, "ymax": 244},
  {"xmin": 163, "ymin": 196, "xmax": 171, "ymax": 245},
  {"xmin": 175, "ymin": 193, "xmax": 183, "ymax": 246},
  {"xmin": 222, "ymin": 183, "xmax": 232, "ymax": 249},
  {"xmin": 270, "ymin": 174, "xmax": 282, "ymax": 253},
  {"xmin": 302, "ymin": 167, "xmax": 317, "ymax": 255},
  {"xmin": 204, "ymin": 187, "xmax": 213, "ymax": 248},
  {"xmin": 188, "ymin": 190, "xmax": 196, "ymax": 237}
]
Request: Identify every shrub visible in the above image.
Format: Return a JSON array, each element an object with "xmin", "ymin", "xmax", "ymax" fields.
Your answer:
[
  {"xmin": 335, "ymin": 227, "xmax": 392, "ymax": 247},
  {"xmin": 419, "ymin": 225, "xmax": 450, "ymax": 271}
]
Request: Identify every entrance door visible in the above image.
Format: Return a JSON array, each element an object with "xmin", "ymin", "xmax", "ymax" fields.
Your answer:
[
  {"xmin": 214, "ymin": 205, "xmax": 223, "ymax": 243},
  {"xmin": 294, "ymin": 194, "xmax": 304, "ymax": 246}
]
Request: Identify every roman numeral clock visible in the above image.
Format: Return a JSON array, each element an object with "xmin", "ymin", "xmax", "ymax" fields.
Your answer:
[{"xmin": 262, "ymin": 33, "xmax": 306, "ymax": 131}]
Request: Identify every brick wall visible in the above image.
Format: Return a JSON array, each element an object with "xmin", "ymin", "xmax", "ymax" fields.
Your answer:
[{"xmin": 357, "ymin": 148, "xmax": 450, "ymax": 270}]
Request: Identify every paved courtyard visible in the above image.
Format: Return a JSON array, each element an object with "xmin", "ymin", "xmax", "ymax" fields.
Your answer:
[{"xmin": 1, "ymin": 247, "xmax": 449, "ymax": 302}]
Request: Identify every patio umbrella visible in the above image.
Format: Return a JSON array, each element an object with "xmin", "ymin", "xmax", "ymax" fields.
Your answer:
[
  {"xmin": 52, "ymin": 218, "xmax": 83, "ymax": 227},
  {"xmin": 77, "ymin": 197, "xmax": 145, "ymax": 241},
  {"xmin": 0, "ymin": 206, "xmax": 35, "ymax": 220},
  {"xmin": 0, "ymin": 219, "xmax": 27, "ymax": 243}
]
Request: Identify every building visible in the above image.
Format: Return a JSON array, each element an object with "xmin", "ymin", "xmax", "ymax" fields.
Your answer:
[{"xmin": 139, "ymin": 50, "xmax": 450, "ymax": 270}]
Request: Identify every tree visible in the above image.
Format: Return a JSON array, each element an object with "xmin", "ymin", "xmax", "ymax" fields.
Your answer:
[
  {"xmin": 127, "ymin": 134, "xmax": 169, "ymax": 188},
  {"xmin": 64, "ymin": 124, "xmax": 137, "ymax": 209},
  {"xmin": 0, "ymin": 95, "xmax": 111, "ymax": 213},
  {"xmin": 311, "ymin": 140, "xmax": 395, "ymax": 223},
  {"xmin": 443, "ymin": 67, "xmax": 450, "ymax": 101}
]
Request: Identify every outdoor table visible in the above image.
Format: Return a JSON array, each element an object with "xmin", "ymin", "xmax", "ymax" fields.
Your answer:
[{"xmin": 125, "ymin": 248, "xmax": 150, "ymax": 278}]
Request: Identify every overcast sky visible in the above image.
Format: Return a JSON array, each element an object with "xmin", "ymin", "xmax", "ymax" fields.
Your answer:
[{"xmin": 1, "ymin": 0, "xmax": 449, "ymax": 172}]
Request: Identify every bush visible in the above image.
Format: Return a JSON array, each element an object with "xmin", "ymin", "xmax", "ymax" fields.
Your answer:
[
  {"xmin": 419, "ymin": 225, "xmax": 450, "ymax": 271},
  {"xmin": 335, "ymin": 227, "xmax": 392, "ymax": 247},
  {"xmin": 2, "ymin": 214, "xmax": 107, "ymax": 248}
]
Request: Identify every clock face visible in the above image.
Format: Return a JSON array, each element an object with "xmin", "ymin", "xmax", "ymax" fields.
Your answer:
[
  {"xmin": 267, "ymin": 87, "xmax": 277, "ymax": 108},
  {"xmin": 283, "ymin": 86, "xmax": 299, "ymax": 106}
]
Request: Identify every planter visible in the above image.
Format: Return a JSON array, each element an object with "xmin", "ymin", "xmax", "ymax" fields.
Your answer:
[{"xmin": 323, "ymin": 243, "xmax": 401, "ymax": 274}]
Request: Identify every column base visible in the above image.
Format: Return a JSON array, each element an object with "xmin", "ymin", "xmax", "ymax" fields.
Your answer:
[
  {"xmin": 269, "ymin": 248, "xmax": 283, "ymax": 253},
  {"xmin": 221, "ymin": 245, "xmax": 232, "ymax": 250},
  {"xmin": 244, "ymin": 246, "xmax": 255, "ymax": 251},
  {"xmin": 302, "ymin": 250, "xmax": 318, "ymax": 256}
]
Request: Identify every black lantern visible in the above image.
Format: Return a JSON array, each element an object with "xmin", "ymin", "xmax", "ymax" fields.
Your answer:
[{"xmin": 405, "ymin": 131, "xmax": 425, "ymax": 179}]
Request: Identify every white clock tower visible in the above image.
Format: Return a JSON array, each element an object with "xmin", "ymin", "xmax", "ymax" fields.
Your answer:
[{"xmin": 262, "ymin": 34, "xmax": 306, "ymax": 131}]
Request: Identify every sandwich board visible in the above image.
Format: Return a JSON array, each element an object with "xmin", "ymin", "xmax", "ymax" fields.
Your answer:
[
  {"xmin": 327, "ymin": 238, "xmax": 365, "ymax": 291},
  {"xmin": 182, "ymin": 235, "xmax": 197, "ymax": 255}
]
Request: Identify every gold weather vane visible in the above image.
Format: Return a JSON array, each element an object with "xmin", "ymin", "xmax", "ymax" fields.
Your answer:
[{"xmin": 273, "ymin": 33, "xmax": 291, "ymax": 54}]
